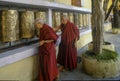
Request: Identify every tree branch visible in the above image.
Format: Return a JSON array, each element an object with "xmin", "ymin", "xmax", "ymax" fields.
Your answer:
[{"xmin": 105, "ymin": 0, "xmax": 119, "ymax": 21}]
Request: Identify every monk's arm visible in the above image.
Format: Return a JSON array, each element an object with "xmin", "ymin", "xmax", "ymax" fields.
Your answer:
[
  {"xmin": 44, "ymin": 40, "xmax": 54, "ymax": 43},
  {"xmin": 52, "ymin": 26, "xmax": 60, "ymax": 32},
  {"xmin": 40, "ymin": 40, "xmax": 54, "ymax": 46}
]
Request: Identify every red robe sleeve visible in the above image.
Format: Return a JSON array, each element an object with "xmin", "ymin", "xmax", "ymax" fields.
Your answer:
[
  {"xmin": 41, "ymin": 24, "xmax": 58, "ymax": 43},
  {"xmin": 72, "ymin": 23, "xmax": 80, "ymax": 40}
]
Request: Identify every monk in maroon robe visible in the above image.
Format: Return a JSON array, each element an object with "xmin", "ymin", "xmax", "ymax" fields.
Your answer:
[
  {"xmin": 35, "ymin": 19, "xmax": 59, "ymax": 81},
  {"xmin": 53, "ymin": 15, "xmax": 79, "ymax": 71}
]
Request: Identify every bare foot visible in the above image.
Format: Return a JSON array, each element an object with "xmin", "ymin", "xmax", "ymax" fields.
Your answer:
[{"xmin": 59, "ymin": 66, "xmax": 65, "ymax": 72}]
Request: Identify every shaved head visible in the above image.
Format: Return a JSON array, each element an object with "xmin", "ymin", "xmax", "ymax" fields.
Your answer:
[
  {"xmin": 61, "ymin": 14, "xmax": 68, "ymax": 24},
  {"xmin": 35, "ymin": 18, "xmax": 45, "ymax": 24},
  {"xmin": 34, "ymin": 18, "xmax": 44, "ymax": 29}
]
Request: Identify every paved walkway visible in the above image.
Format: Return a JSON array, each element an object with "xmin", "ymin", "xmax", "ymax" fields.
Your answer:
[{"xmin": 59, "ymin": 31, "xmax": 120, "ymax": 81}]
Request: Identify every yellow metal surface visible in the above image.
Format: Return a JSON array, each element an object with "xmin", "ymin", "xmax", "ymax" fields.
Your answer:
[
  {"xmin": 2, "ymin": 10, "xmax": 19, "ymax": 42},
  {"xmin": 68, "ymin": 13, "xmax": 74, "ymax": 23},
  {"xmin": 20, "ymin": 11, "xmax": 35, "ymax": 38},
  {"xmin": 52, "ymin": 12, "xmax": 61, "ymax": 27},
  {"xmin": 35, "ymin": 11, "xmax": 47, "ymax": 23}
]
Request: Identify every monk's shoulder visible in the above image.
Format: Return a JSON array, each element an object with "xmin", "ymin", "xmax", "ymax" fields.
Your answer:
[
  {"xmin": 68, "ymin": 22, "xmax": 75, "ymax": 28},
  {"xmin": 71, "ymin": 22, "xmax": 75, "ymax": 26}
]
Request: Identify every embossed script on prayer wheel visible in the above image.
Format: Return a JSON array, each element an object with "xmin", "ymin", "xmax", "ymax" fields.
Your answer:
[
  {"xmin": 35, "ymin": 12, "xmax": 46, "ymax": 23},
  {"xmin": 2, "ymin": 10, "xmax": 19, "ymax": 42},
  {"xmin": 0, "ymin": 11, "xmax": 2, "ymax": 41},
  {"xmin": 35, "ymin": 11, "xmax": 46, "ymax": 37},
  {"xmin": 52, "ymin": 12, "xmax": 61, "ymax": 27},
  {"xmin": 21, "ymin": 11, "xmax": 34, "ymax": 38},
  {"xmin": 68, "ymin": 13, "xmax": 74, "ymax": 23},
  {"xmin": 78, "ymin": 14, "xmax": 83, "ymax": 28},
  {"xmin": 62, "ymin": 12, "xmax": 68, "ymax": 17},
  {"xmin": 74, "ymin": 13, "xmax": 79, "ymax": 28}
]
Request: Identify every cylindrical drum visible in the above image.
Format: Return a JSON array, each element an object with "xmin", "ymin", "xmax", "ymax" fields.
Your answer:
[
  {"xmin": 52, "ymin": 12, "xmax": 61, "ymax": 27},
  {"xmin": 35, "ymin": 11, "xmax": 46, "ymax": 37},
  {"xmin": 68, "ymin": 13, "xmax": 74, "ymax": 23},
  {"xmin": 83, "ymin": 14, "xmax": 86, "ymax": 27},
  {"xmin": 61, "ymin": 12, "xmax": 68, "ymax": 18},
  {"xmin": 85, "ymin": 14, "xmax": 88, "ymax": 27},
  {"xmin": 20, "ymin": 11, "xmax": 34, "ymax": 38},
  {"xmin": 0, "ymin": 11, "xmax": 2, "ymax": 41},
  {"xmin": 86, "ymin": 14, "xmax": 89, "ymax": 26},
  {"xmin": 78, "ymin": 14, "xmax": 83, "ymax": 28},
  {"xmin": 74, "ymin": 13, "xmax": 79, "ymax": 28},
  {"xmin": 35, "ymin": 11, "xmax": 46, "ymax": 23},
  {"xmin": 2, "ymin": 10, "xmax": 19, "ymax": 42}
]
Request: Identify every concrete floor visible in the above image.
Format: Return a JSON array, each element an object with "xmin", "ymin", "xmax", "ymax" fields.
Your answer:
[{"xmin": 59, "ymin": 31, "xmax": 120, "ymax": 81}]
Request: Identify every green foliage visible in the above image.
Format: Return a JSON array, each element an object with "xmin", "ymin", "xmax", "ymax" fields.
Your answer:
[{"xmin": 83, "ymin": 49, "xmax": 118, "ymax": 61}]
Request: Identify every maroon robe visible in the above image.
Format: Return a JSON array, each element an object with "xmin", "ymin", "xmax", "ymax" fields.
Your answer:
[
  {"xmin": 57, "ymin": 21, "xmax": 79, "ymax": 70},
  {"xmin": 38, "ymin": 24, "xmax": 58, "ymax": 81}
]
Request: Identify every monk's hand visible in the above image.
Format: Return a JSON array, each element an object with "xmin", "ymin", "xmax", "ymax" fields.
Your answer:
[
  {"xmin": 40, "ymin": 40, "xmax": 45, "ymax": 46},
  {"xmin": 44, "ymin": 40, "xmax": 54, "ymax": 43}
]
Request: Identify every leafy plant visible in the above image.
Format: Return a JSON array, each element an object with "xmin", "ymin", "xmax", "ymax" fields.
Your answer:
[{"xmin": 83, "ymin": 49, "xmax": 118, "ymax": 61}]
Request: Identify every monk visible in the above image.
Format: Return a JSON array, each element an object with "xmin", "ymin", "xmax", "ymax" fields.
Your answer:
[
  {"xmin": 34, "ymin": 18, "xmax": 59, "ymax": 81},
  {"xmin": 53, "ymin": 15, "xmax": 79, "ymax": 71}
]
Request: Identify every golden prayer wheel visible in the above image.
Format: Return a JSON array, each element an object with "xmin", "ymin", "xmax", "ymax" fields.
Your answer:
[
  {"xmin": 68, "ymin": 13, "xmax": 74, "ymax": 23},
  {"xmin": 0, "ymin": 11, "xmax": 2, "ymax": 41},
  {"xmin": 78, "ymin": 14, "xmax": 83, "ymax": 28},
  {"xmin": 35, "ymin": 11, "xmax": 47, "ymax": 23},
  {"xmin": 74, "ymin": 13, "xmax": 79, "ymax": 28},
  {"xmin": 20, "ymin": 11, "xmax": 35, "ymax": 38},
  {"xmin": 35, "ymin": 11, "xmax": 47, "ymax": 37},
  {"xmin": 61, "ymin": 12, "xmax": 68, "ymax": 18},
  {"xmin": 83, "ymin": 14, "xmax": 86, "ymax": 27},
  {"xmin": 86, "ymin": 14, "xmax": 89, "ymax": 26},
  {"xmin": 52, "ymin": 12, "xmax": 61, "ymax": 27},
  {"xmin": 1, "ymin": 10, "xmax": 19, "ymax": 42}
]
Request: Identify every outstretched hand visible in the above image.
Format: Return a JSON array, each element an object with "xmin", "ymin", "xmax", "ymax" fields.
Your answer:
[{"xmin": 40, "ymin": 40, "xmax": 44, "ymax": 46}]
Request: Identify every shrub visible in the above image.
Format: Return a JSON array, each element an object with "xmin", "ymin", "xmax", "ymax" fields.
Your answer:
[{"xmin": 83, "ymin": 49, "xmax": 118, "ymax": 61}]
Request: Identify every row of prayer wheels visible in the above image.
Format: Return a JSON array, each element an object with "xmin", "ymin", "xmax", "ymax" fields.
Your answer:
[
  {"xmin": 0, "ymin": 10, "xmax": 91, "ymax": 43},
  {"xmin": 52, "ymin": 12, "xmax": 91, "ymax": 28},
  {"xmin": 0, "ymin": 10, "xmax": 46, "ymax": 42}
]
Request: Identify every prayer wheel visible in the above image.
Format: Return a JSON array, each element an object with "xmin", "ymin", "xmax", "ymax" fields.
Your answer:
[
  {"xmin": 74, "ymin": 13, "xmax": 79, "ymax": 28},
  {"xmin": 52, "ymin": 12, "xmax": 61, "ymax": 27},
  {"xmin": 35, "ymin": 11, "xmax": 46, "ymax": 23},
  {"xmin": 0, "ymin": 11, "xmax": 2, "ymax": 41},
  {"xmin": 62, "ymin": 12, "xmax": 68, "ymax": 17},
  {"xmin": 35, "ymin": 11, "xmax": 47, "ymax": 37},
  {"xmin": 86, "ymin": 14, "xmax": 89, "ymax": 26},
  {"xmin": 68, "ymin": 13, "xmax": 74, "ymax": 23},
  {"xmin": 85, "ymin": 14, "xmax": 87, "ymax": 27},
  {"xmin": 20, "ymin": 11, "xmax": 35, "ymax": 38},
  {"xmin": 78, "ymin": 14, "xmax": 83, "ymax": 28},
  {"xmin": 2, "ymin": 10, "xmax": 19, "ymax": 42},
  {"xmin": 83, "ymin": 14, "xmax": 86, "ymax": 27}
]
